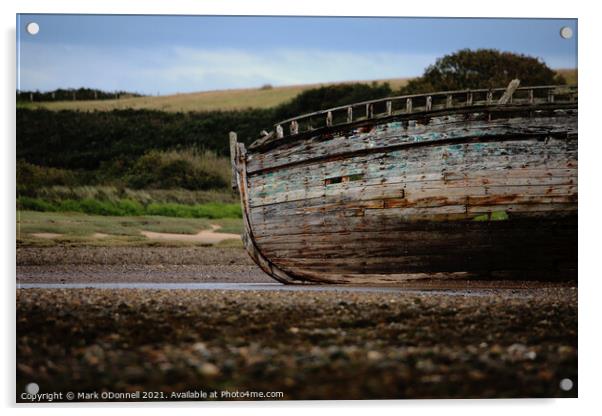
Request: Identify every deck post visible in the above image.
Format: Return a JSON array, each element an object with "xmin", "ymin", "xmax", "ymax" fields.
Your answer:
[
  {"xmin": 466, "ymin": 91, "xmax": 473, "ymax": 106},
  {"xmin": 326, "ymin": 111, "xmax": 333, "ymax": 127},
  {"xmin": 290, "ymin": 120, "xmax": 299, "ymax": 135},
  {"xmin": 347, "ymin": 106, "xmax": 353, "ymax": 123},
  {"xmin": 406, "ymin": 98, "xmax": 413, "ymax": 113},
  {"xmin": 426, "ymin": 96, "xmax": 432, "ymax": 111},
  {"xmin": 229, "ymin": 132, "xmax": 238, "ymax": 190},
  {"xmin": 446, "ymin": 95, "xmax": 453, "ymax": 108},
  {"xmin": 386, "ymin": 101, "xmax": 392, "ymax": 116},
  {"xmin": 276, "ymin": 124, "xmax": 284, "ymax": 139},
  {"xmin": 487, "ymin": 91, "xmax": 493, "ymax": 104},
  {"xmin": 498, "ymin": 79, "xmax": 520, "ymax": 104}
]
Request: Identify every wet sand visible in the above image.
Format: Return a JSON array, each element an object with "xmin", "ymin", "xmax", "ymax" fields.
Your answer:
[
  {"xmin": 17, "ymin": 246, "xmax": 577, "ymax": 288},
  {"xmin": 16, "ymin": 246, "xmax": 578, "ymax": 400}
]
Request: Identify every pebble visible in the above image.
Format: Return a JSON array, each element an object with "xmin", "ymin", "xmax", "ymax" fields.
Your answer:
[{"xmin": 16, "ymin": 285, "xmax": 577, "ymax": 400}]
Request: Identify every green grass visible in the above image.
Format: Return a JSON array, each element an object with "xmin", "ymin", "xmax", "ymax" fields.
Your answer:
[
  {"xmin": 17, "ymin": 211, "xmax": 243, "ymax": 247},
  {"xmin": 17, "ymin": 197, "xmax": 242, "ymax": 219},
  {"xmin": 24, "ymin": 78, "xmax": 411, "ymax": 113}
]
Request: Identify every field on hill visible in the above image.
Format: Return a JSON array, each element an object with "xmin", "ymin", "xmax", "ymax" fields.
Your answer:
[
  {"xmin": 18, "ymin": 69, "xmax": 576, "ymax": 114},
  {"xmin": 20, "ymin": 78, "xmax": 411, "ymax": 113}
]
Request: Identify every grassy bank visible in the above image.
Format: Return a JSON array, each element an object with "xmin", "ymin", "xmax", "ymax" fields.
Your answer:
[
  {"xmin": 17, "ymin": 197, "xmax": 241, "ymax": 219},
  {"xmin": 17, "ymin": 211, "xmax": 243, "ymax": 247}
]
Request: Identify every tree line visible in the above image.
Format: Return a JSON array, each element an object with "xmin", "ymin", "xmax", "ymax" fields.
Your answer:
[{"xmin": 17, "ymin": 88, "xmax": 143, "ymax": 102}]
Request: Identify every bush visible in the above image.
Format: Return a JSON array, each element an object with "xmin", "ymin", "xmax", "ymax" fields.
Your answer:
[
  {"xmin": 16, "ymin": 160, "xmax": 80, "ymax": 195},
  {"xmin": 273, "ymin": 82, "xmax": 393, "ymax": 121},
  {"xmin": 17, "ymin": 196, "xmax": 57, "ymax": 212},
  {"xmin": 399, "ymin": 49, "xmax": 566, "ymax": 94},
  {"xmin": 125, "ymin": 149, "xmax": 230, "ymax": 191},
  {"xmin": 16, "ymin": 108, "xmax": 276, "ymax": 170}
]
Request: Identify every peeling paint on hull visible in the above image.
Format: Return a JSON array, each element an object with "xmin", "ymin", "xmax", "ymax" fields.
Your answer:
[{"xmin": 231, "ymin": 92, "xmax": 578, "ymax": 284}]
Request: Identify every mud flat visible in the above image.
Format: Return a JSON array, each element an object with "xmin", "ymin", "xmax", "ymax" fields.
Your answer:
[
  {"xmin": 16, "ymin": 286, "xmax": 577, "ymax": 400},
  {"xmin": 16, "ymin": 246, "xmax": 273, "ymax": 284},
  {"xmin": 17, "ymin": 246, "xmax": 578, "ymax": 287}
]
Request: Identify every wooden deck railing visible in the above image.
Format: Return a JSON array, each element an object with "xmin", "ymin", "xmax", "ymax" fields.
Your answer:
[{"xmin": 270, "ymin": 85, "xmax": 577, "ymax": 140}]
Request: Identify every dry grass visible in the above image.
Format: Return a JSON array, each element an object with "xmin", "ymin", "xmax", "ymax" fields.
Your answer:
[
  {"xmin": 556, "ymin": 68, "xmax": 578, "ymax": 85},
  {"xmin": 35, "ymin": 186, "xmax": 237, "ymax": 205},
  {"xmin": 25, "ymin": 78, "xmax": 411, "ymax": 113},
  {"xmin": 16, "ymin": 210, "xmax": 243, "ymax": 247}
]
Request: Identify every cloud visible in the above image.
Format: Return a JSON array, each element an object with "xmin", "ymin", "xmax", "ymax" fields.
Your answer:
[{"xmin": 18, "ymin": 42, "xmax": 435, "ymax": 94}]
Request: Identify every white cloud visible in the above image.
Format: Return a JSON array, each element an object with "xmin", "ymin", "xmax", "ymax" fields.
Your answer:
[{"xmin": 18, "ymin": 42, "xmax": 435, "ymax": 94}]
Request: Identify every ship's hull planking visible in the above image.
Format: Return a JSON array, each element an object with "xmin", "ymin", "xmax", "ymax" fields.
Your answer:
[{"xmin": 231, "ymin": 89, "xmax": 577, "ymax": 284}]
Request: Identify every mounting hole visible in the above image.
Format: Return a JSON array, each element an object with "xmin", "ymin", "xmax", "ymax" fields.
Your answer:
[
  {"xmin": 25, "ymin": 382, "xmax": 39, "ymax": 395},
  {"xmin": 560, "ymin": 26, "xmax": 573, "ymax": 39},
  {"xmin": 559, "ymin": 378, "xmax": 573, "ymax": 391},
  {"xmin": 26, "ymin": 22, "xmax": 40, "ymax": 35}
]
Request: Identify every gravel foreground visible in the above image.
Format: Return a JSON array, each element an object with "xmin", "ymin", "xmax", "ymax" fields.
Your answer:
[{"xmin": 16, "ymin": 286, "xmax": 577, "ymax": 401}]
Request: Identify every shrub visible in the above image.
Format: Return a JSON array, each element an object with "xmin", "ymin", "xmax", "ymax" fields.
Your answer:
[
  {"xmin": 272, "ymin": 82, "xmax": 393, "ymax": 121},
  {"xmin": 16, "ymin": 160, "xmax": 79, "ymax": 195},
  {"xmin": 398, "ymin": 49, "xmax": 566, "ymax": 94},
  {"xmin": 17, "ymin": 196, "xmax": 57, "ymax": 212},
  {"xmin": 126, "ymin": 149, "xmax": 230, "ymax": 191},
  {"xmin": 16, "ymin": 108, "xmax": 276, "ymax": 170}
]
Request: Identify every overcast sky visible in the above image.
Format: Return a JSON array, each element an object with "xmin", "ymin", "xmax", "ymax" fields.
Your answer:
[{"xmin": 17, "ymin": 15, "xmax": 577, "ymax": 95}]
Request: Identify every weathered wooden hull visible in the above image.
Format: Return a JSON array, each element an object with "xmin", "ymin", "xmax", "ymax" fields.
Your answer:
[{"xmin": 232, "ymin": 102, "xmax": 577, "ymax": 284}]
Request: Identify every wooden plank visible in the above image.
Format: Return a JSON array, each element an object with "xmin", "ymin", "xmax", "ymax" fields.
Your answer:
[
  {"xmin": 247, "ymin": 137, "xmax": 577, "ymax": 203},
  {"xmin": 246, "ymin": 113, "xmax": 577, "ymax": 174},
  {"xmin": 254, "ymin": 213, "xmax": 577, "ymax": 244},
  {"xmin": 249, "ymin": 187, "xmax": 577, "ymax": 225},
  {"xmin": 229, "ymin": 132, "xmax": 238, "ymax": 190},
  {"xmin": 249, "ymin": 171, "xmax": 577, "ymax": 207},
  {"xmin": 250, "ymin": 203, "xmax": 578, "ymax": 238}
]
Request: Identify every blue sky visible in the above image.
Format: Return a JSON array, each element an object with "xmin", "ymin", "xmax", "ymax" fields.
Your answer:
[{"xmin": 17, "ymin": 15, "xmax": 577, "ymax": 95}]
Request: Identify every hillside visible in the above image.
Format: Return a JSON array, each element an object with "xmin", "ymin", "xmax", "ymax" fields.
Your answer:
[
  {"xmin": 20, "ymin": 78, "xmax": 411, "ymax": 113},
  {"xmin": 18, "ymin": 69, "xmax": 576, "ymax": 114},
  {"xmin": 556, "ymin": 68, "xmax": 577, "ymax": 85}
]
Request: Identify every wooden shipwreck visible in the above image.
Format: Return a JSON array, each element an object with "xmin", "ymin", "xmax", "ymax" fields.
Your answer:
[{"xmin": 230, "ymin": 82, "xmax": 577, "ymax": 284}]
